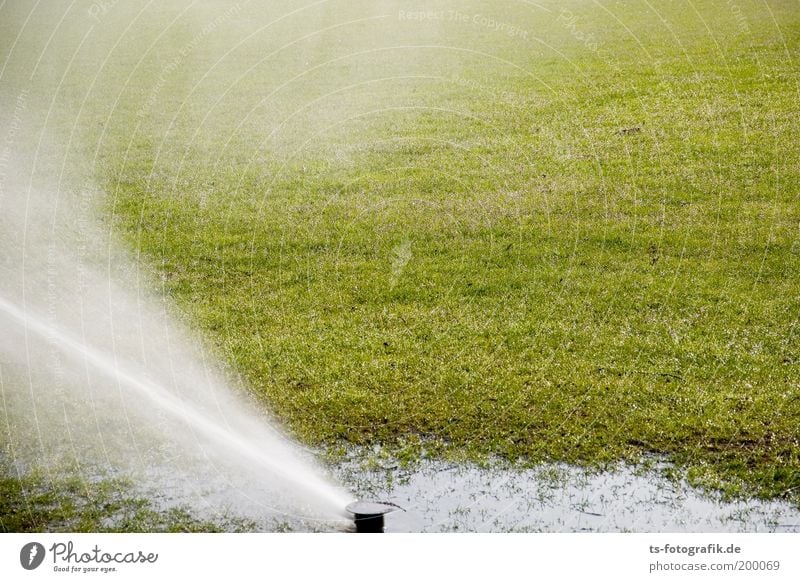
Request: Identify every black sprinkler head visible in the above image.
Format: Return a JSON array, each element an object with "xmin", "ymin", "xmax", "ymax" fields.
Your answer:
[{"xmin": 346, "ymin": 501, "xmax": 398, "ymax": 533}]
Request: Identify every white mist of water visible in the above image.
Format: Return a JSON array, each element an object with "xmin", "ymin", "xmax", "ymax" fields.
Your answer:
[
  {"xmin": 0, "ymin": 152, "xmax": 353, "ymax": 525},
  {"xmin": 0, "ymin": 295, "xmax": 352, "ymax": 518},
  {"xmin": 0, "ymin": 153, "xmax": 353, "ymax": 524},
  {"xmin": 0, "ymin": 0, "xmax": 358, "ymax": 527}
]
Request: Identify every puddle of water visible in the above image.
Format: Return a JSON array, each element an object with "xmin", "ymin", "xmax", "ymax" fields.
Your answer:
[
  {"xmin": 333, "ymin": 453, "xmax": 800, "ymax": 533},
  {"xmin": 23, "ymin": 449, "xmax": 798, "ymax": 533}
]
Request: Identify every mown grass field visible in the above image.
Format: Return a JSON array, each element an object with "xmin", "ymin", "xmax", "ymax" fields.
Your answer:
[
  {"xmin": 96, "ymin": 0, "xmax": 800, "ymax": 501},
  {"xmin": 7, "ymin": 0, "xmax": 797, "ymax": 506}
]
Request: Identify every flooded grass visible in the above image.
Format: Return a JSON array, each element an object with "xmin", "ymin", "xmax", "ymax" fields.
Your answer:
[
  {"xmin": 334, "ymin": 449, "xmax": 800, "ymax": 533},
  {"xmin": 0, "ymin": 469, "xmax": 253, "ymax": 533},
  {"xmin": 7, "ymin": 448, "xmax": 797, "ymax": 533}
]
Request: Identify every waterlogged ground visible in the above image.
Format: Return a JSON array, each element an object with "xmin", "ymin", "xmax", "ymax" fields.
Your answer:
[
  {"xmin": 0, "ymin": 459, "xmax": 346, "ymax": 533},
  {"xmin": 119, "ymin": 451, "xmax": 800, "ymax": 532},
  {"xmin": 333, "ymin": 451, "xmax": 800, "ymax": 533},
  {"xmin": 4, "ymin": 448, "xmax": 800, "ymax": 533}
]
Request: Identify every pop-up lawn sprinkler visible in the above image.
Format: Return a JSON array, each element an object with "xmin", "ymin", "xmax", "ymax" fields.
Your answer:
[{"xmin": 346, "ymin": 501, "xmax": 399, "ymax": 533}]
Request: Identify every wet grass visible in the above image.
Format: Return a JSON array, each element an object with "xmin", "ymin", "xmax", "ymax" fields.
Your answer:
[
  {"xmin": 0, "ymin": 470, "xmax": 253, "ymax": 533},
  {"xmin": 332, "ymin": 447, "xmax": 800, "ymax": 532},
  {"xmin": 78, "ymin": 0, "xmax": 800, "ymax": 504}
]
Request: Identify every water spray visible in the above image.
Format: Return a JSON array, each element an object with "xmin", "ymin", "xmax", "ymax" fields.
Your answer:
[{"xmin": 0, "ymin": 295, "xmax": 352, "ymax": 519}]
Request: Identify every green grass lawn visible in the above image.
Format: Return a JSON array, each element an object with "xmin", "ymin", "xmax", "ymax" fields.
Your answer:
[{"xmin": 54, "ymin": 0, "xmax": 800, "ymax": 502}]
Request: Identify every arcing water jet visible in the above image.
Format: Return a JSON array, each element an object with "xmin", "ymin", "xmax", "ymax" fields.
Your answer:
[{"xmin": 0, "ymin": 295, "xmax": 353, "ymax": 520}]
